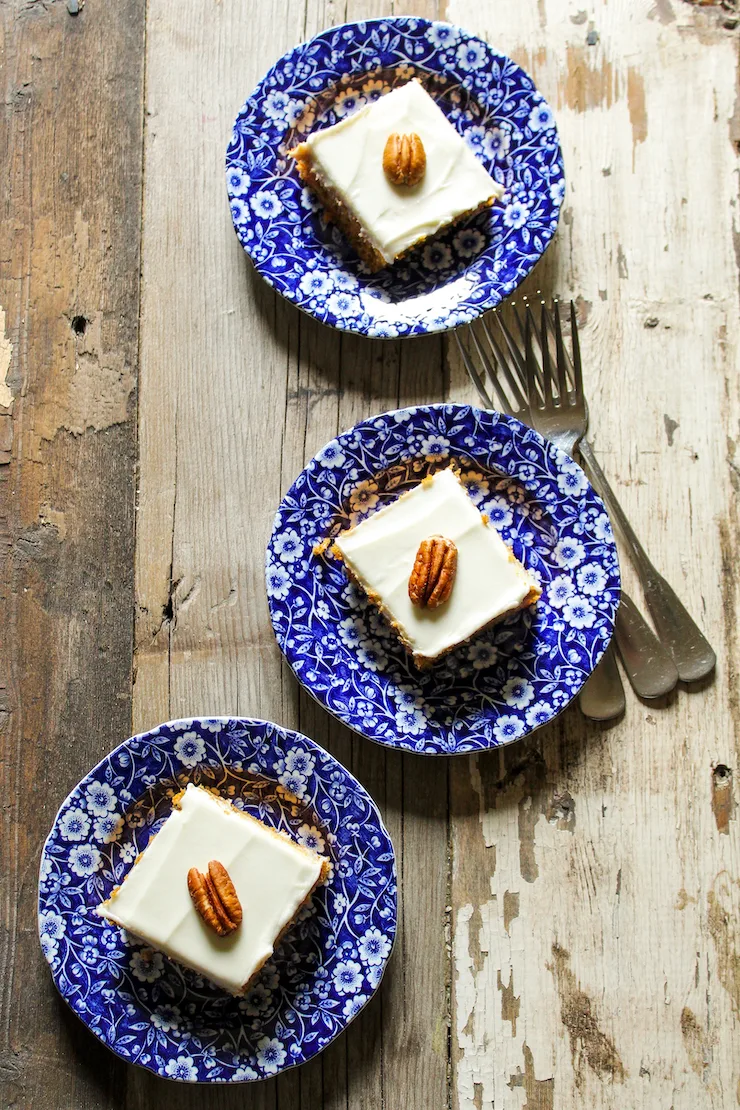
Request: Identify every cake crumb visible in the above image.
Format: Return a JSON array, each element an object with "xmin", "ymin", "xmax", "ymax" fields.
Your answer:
[{"xmin": 312, "ymin": 536, "xmax": 334, "ymax": 557}]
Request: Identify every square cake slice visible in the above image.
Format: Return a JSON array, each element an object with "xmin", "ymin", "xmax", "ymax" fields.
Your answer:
[
  {"xmin": 97, "ymin": 783, "xmax": 329, "ymax": 995},
  {"xmin": 333, "ymin": 467, "xmax": 540, "ymax": 667},
  {"xmin": 291, "ymin": 80, "xmax": 503, "ymax": 271}
]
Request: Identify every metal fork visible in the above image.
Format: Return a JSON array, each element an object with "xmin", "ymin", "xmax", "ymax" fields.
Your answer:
[
  {"xmin": 457, "ymin": 317, "xmax": 675, "ymax": 719},
  {"xmin": 459, "ymin": 299, "xmax": 715, "ymax": 686},
  {"xmin": 524, "ymin": 301, "xmax": 715, "ymax": 684},
  {"xmin": 522, "ymin": 304, "xmax": 683, "ymax": 713},
  {"xmin": 456, "ymin": 311, "xmax": 630, "ymax": 718},
  {"xmin": 457, "ymin": 317, "xmax": 625, "ymax": 714}
]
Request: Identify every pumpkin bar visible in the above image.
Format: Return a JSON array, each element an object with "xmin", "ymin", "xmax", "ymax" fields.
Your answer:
[
  {"xmin": 97, "ymin": 783, "xmax": 329, "ymax": 995},
  {"xmin": 333, "ymin": 467, "xmax": 540, "ymax": 668},
  {"xmin": 290, "ymin": 80, "xmax": 503, "ymax": 272}
]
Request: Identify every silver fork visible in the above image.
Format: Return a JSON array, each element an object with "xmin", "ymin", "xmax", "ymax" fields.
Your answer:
[
  {"xmin": 522, "ymin": 304, "xmax": 683, "ymax": 711},
  {"xmin": 456, "ymin": 309, "xmax": 676, "ymax": 719},
  {"xmin": 459, "ymin": 300, "xmax": 715, "ymax": 685},
  {"xmin": 523, "ymin": 301, "xmax": 715, "ymax": 684},
  {"xmin": 456, "ymin": 312, "xmax": 627, "ymax": 719}
]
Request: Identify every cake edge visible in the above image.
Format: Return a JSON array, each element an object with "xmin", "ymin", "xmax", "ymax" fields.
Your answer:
[
  {"xmin": 330, "ymin": 466, "xmax": 542, "ymax": 669},
  {"xmin": 96, "ymin": 784, "xmax": 332, "ymax": 996},
  {"xmin": 236, "ymin": 856, "xmax": 331, "ymax": 997},
  {"xmin": 290, "ymin": 140, "xmax": 499, "ymax": 274},
  {"xmin": 291, "ymin": 143, "xmax": 388, "ymax": 271}
]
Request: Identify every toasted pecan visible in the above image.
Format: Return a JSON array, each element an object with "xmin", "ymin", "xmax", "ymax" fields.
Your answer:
[
  {"xmin": 383, "ymin": 132, "xmax": 426, "ymax": 187},
  {"xmin": 187, "ymin": 860, "xmax": 242, "ymax": 936},
  {"xmin": 408, "ymin": 536, "xmax": 457, "ymax": 609}
]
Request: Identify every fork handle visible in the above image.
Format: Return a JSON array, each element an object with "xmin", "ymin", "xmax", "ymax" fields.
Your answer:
[
  {"xmin": 614, "ymin": 591, "xmax": 678, "ymax": 699},
  {"xmin": 578, "ymin": 437, "xmax": 716, "ymax": 683},
  {"xmin": 579, "ymin": 643, "xmax": 625, "ymax": 721}
]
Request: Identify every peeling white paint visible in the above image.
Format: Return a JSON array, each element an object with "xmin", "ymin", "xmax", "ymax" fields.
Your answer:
[
  {"xmin": 0, "ymin": 306, "xmax": 13, "ymax": 410},
  {"xmin": 448, "ymin": 1, "xmax": 740, "ymax": 1104}
]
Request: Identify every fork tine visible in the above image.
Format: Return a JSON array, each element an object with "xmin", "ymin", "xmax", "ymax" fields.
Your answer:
[
  {"xmin": 482, "ymin": 315, "xmax": 528, "ymax": 413},
  {"xmin": 570, "ymin": 300, "xmax": 585, "ymax": 403},
  {"xmin": 540, "ymin": 300, "xmax": 559, "ymax": 371},
  {"xmin": 497, "ymin": 308, "xmax": 539, "ymax": 400},
  {"xmin": 540, "ymin": 301, "xmax": 554, "ymax": 407},
  {"xmin": 524, "ymin": 306, "xmax": 539, "ymax": 412},
  {"xmin": 510, "ymin": 298, "xmax": 527, "ymax": 349},
  {"xmin": 545, "ymin": 300, "xmax": 565, "ymax": 372},
  {"xmin": 496, "ymin": 310, "xmax": 526, "ymax": 378},
  {"xmin": 468, "ymin": 323, "xmax": 516, "ymax": 414},
  {"xmin": 550, "ymin": 300, "xmax": 570, "ymax": 402},
  {"xmin": 510, "ymin": 299, "xmax": 547, "ymax": 397},
  {"xmin": 454, "ymin": 329, "xmax": 495, "ymax": 411}
]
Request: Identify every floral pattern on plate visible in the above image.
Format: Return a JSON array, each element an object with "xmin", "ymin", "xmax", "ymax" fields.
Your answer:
[
  {"xmin": 38, "ymin": 718, "xmax": 396, "ymax": 1082},
  {"xmin": 266, "ymin": 405, "xmax": 621, "ymax": 755},
  {"xmin": 226, "ymin": 17, "xmax": 564, "ymax": 336}
]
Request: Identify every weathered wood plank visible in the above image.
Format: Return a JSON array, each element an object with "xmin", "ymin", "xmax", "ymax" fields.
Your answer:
[
  {"xmin": 134, "ymin": 0, "xmax": 456, "ymax": 1106},
  {"xmin": 0, "ymin": 0, "xmax": 144, "ymax": 1107},
  {"xmin": 5, "ymin": 0, "xmax": 736, "ymax": 1105},
  {"xmin": 134, "ymin": 0, "xmax": 457, "ymax": 1106},
  {"xmin": 131, "ymin": 2, "xmax": 300, "ymax": 1104},
  {"xmin": 447, "ymin": 1, "xmax": 740, "ymax": 1106}
]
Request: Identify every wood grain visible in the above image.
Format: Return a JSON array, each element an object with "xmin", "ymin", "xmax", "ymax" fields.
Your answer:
[
  {"xmin": 447, "ymin": 1, "xmax": 740, "ymax": 1106},
  {"xmin": 2, "ymin": 0, "xmax": 739, "ymax": 1107},
  {"xmin": 132, "ymin": 0, "xmax": 450, "ymax": 1106},
  {"xmin": 0, "ymin": 0, "xmax": 144, "ymax": 1106}
]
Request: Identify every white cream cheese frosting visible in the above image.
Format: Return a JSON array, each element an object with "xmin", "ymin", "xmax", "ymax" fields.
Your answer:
[
  {"xmin": 97, "ymin": 783, "xmax": 325, "ymax": 995},
  {"xmin": 305, "ymin": 80, "xmax": 503, "ymax": 263},
  {"xmin": 334, "ymin": 467, "xmax": 538, "ymax": 662}
]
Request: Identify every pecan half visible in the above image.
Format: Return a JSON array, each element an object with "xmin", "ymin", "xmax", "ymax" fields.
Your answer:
[
  {"xmin": 408, "ymin": 536, "xmax": 457, "ymax": 609},
  {"xmin": 187, "ymin": 860, "xmax": 242, "ymax": 936},
  {"xmin": 383, "ymin": 132, "xmax": 426, "ymax": 187}
]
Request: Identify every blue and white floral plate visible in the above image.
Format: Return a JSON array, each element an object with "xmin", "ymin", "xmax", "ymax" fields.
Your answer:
[
  {"xmin": 38, "ymin": 718, "xmax": 396, "ymax": 1082},
  {"xmin": 267, "ymin": 405, "xmax": 621, "ymax": 755},
  {"xmin": 226, "ymin": 17, "xmax": 564, "ymax": 337}
]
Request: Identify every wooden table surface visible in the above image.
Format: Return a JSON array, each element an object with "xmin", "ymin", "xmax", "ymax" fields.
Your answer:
[{"xmin": 2, "ymin": 0, "xmax": 739, "ymax": 1106}]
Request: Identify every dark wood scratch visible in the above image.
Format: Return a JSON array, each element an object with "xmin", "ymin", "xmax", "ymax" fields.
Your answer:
[
  {"xmin": 707, "ymin": 875, "xmax": 740, "ymax": 1016},
  {"xmin": 497, "ymin": 968, "xmax": 520, "ymax": 1037},
  {"xmin": 507, "ymin": 1044, "xmax": 554, "ymax": 1110},
  {"xmin": 711, "ymin": 764, "xmax": 735, "ymax": 834},
  {"xmin": 548, "ymin": 943, "xmax": 627, "ymax": 1087}
]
